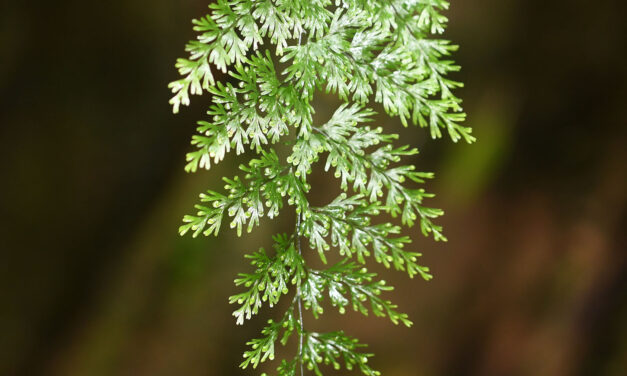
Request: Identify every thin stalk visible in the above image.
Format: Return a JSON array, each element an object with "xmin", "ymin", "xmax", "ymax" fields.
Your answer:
[
  {"xmin": 295, "ymin": 211, "xmax": 305, "ymax": 376},
  {"xmin": 295, "ymin": 28, "xmax": 305, "ymax": 376}
]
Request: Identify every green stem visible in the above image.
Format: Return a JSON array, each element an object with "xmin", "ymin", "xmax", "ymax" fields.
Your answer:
[
  {"xmin": 295, "ymin": 28, "xmax": 306, "ymax": 376},
  {"xmin": 296, "ymin": 210, "xmax": 305, "ymax": 376}
]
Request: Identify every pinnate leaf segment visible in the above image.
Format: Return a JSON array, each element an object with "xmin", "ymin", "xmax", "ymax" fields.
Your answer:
[{"xmin": 171, "ymin": 1, "xmax": 472, "ymax": 375}]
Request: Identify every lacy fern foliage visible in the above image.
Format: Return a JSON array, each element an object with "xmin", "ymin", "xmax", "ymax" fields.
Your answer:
[{"xmin": 171, "ymin": 1, "xmax": 471, "ymax": 375}]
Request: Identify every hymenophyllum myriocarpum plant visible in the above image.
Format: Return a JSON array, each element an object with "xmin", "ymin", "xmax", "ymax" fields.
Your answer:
[{"xmin": 169, "ymin": 1, "xmax": 473, "ymax": 375}]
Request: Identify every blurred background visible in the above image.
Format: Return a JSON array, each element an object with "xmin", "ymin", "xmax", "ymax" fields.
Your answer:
[{"xmin": 1, "ymin": 0, "xmax": 626, "ymax": 375}]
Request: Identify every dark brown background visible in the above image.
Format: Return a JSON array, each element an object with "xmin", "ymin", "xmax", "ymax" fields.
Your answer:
[{"xmin": 1, "ymin": 1, "xmax": 626, "ymax": 375}]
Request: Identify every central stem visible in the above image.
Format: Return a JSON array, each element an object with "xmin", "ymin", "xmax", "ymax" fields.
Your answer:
[
  {"xmin": 295, "ymin": 210, "xmax": 305, "ymax": 376},
  {"xmin": 295, "ymin": 28, "xmax": 306, "ymax": 376}
]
